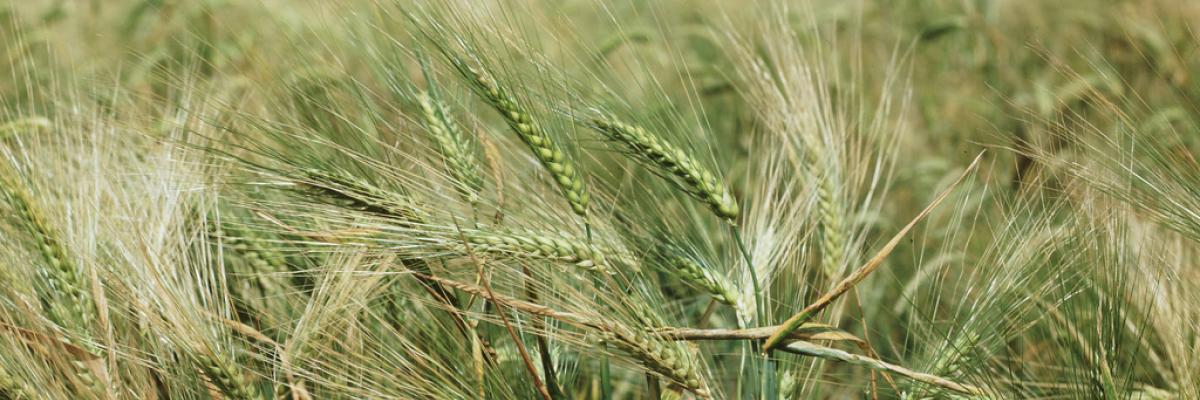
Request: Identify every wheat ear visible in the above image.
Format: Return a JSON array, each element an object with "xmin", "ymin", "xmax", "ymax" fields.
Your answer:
[
  {"xmin": 816, "ymin": 171, "xmax": 847, "ymax": 279},
  {"xmin": 587, "ymin": 117, "xmax": 738, "ymax": 221},
  {"xmin": 296, "ymin": 168, "xmax": 425, "ymax": 222},
  {"xmin": 287, "ymin": 167, "xmax": 481, "ymax": 335},
  {"xmin": 0, "ymin": 175, "xmax": 92, "ymax": 337},
  {"xmin": 458, "ymin": 230, "xmax": 611, "ymax": 274},
  {"xmin": 667, "ymin": 256, "xmax": 742, "ymax": 311},
  {"xmin": 0, "ymin": 365, "xmax": 29, "ymax": 400},
  {"xmin": 195, "ymin": 353, "xmax": 265, "ymax": 400},
  {"xmin": 603, "ymin": 325, "xmax": 712, "ymax": 399},
  {"xmin": 417, "ymin": 91, "xmax": 485, "ymax": 206},
  {"xmin": 458, "ymin": 64, "xmax": 589, "ymax": 218}
]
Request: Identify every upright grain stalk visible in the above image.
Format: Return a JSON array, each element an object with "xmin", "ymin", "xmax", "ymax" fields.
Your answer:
[{"xmin": 816, "ymin": 171, "xmax": 847, "ymax": 280}]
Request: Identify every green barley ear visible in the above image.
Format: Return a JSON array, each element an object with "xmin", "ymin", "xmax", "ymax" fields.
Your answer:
[
  {"xmin": 817, "ymin": 172, "xmax": 847, "ymax": 279},
  {"xmin": 665, "ymin": 254, "xmax": 743, "ymax": 313},
  {"xmin": 416, "ymin": 91, "xmax": 485, "ymax": 206},
  {"xmin": 194, "ymin": 352, "xmax": 264, "ymax": 400},
  {"xmin": 586, "ymin": 117, "xmax": 738, "ymax": 221},
  {"xmin": 0, "ymin": 173, "xmax": 92, "ymax": 337},
  {"xmin": 604, "ymin": 324, "xmax": 711, "ymax": 399},
  {"xmin": 0, "ymin": 365, "xmax": 30, "ymax": 400},
  {"xmin": 296, "ymin": 167, "xmax": 427, "ymax": 222},
  {"xmin": 459, "ymin": 229, "xmax": 611, "ymax": 274},
  {"xmin": 454, "ymin": 61, "xmax": 589, "ymax": 219}
]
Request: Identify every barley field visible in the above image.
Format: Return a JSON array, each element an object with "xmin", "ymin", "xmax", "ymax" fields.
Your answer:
[{"xmin": 1, "ymin": 0, "xmax": 1198, "ymax": 399}]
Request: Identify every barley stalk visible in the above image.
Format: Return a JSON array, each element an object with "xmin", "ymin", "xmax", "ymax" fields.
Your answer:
[
  {"xmin": 218, "ymin": 222, "xmax": 293, "ymax": 328},
  {"xmin": 587, "ymin": 117, "xmax": 738, "ymax": 221},
  {"xmin": 286, "ymin": 167, "xmax": 477, "ymax": 335},
  {"xmin": 225, "ymin": 235, "xmax": 288, "ymax": 274},
  {"xmin": 458, "ymin": 63, "xmax": 589, "ymax": 218},
  {"xmin": 0, "ymin": 174, "xmax": 106, "ymax": 397},
  {"xmin": 417, "ymin": 91, "xmax": 485, "ymax": 206},
  {"xmin": 764, "ymin": 153, "xmax": 983, "ymax": 352},
  {"xmin": 478, "ymin": 133, "xmax": 507, "ymax": 223}
]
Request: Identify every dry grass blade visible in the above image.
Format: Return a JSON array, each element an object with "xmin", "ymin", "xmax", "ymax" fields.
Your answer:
[
  {"xmin": 654, "ymin": 324, "xmax": 972, "ymax": 395},
  {"xmin": 763, "ymin": 152, "xmax": 984, "ymax": 352},
  {"xmin": 656, "ymin": 322, "xmax": 863, "ymax": 344},
  {"xmin": 782, "ymin": 341, "xmax": 985, "ymax": 396},
  {"xmin": 453, "ymin": 226, "xmax": 554, "ymax": 400}
]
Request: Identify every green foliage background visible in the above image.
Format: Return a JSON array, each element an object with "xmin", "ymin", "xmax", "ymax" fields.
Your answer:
[{"xmin": 1, "ymin": 0, "xmax": 1198, "ymax": 398}]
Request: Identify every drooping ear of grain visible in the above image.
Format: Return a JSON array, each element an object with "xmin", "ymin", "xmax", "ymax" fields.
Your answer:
[
  {"xmin": 458, "ymin": 230, "xmax": 612, "ymax": 274},
  {"xmin": 587, "ymin": 117, "xmax": 738, "ymax": 221},
  {"xmin": 604, "ymin": 324, "xmax": 711, "ymax": 399},
  {"xmin": 296, "ymin": 167, "xmax": 426, "ymax": 222},
  {"xmin": 667, "ymin": 255, "xmax": 742, "ymax": 311},
  {"xmin": 458, "ymin": 64, "xmax": 589, "ymax": 219}
]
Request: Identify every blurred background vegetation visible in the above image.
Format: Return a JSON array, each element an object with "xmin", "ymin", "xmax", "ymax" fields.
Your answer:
[{"xmin": 2, "ymin": 0, "xmax": 1198, "ymax": 398}]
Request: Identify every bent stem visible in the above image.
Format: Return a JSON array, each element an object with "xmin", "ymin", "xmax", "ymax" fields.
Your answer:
[
  {"xmin": 763, "ymin": 152, "xmax": 983, "ymax": 352},
  {"xmin": 584, "ymin": 220, "xmax": 612, "ymax": 400},
  {"xmin": 454, "ymin": 226, "xmax": 553, "ymax": 400},
  {"xmin": 781, "ymin": 341, "xmax": 984, "ymax": 396}
]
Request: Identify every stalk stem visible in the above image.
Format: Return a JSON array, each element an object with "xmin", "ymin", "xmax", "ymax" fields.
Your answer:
[{"xmin": 731, "ymin": 226, "xmax": 775, "ymax": 399}]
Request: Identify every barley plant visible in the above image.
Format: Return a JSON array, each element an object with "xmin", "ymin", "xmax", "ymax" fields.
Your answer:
[{"xmin": 3, "ymin": 0, "xmax": 1200, "ymax": 398}]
